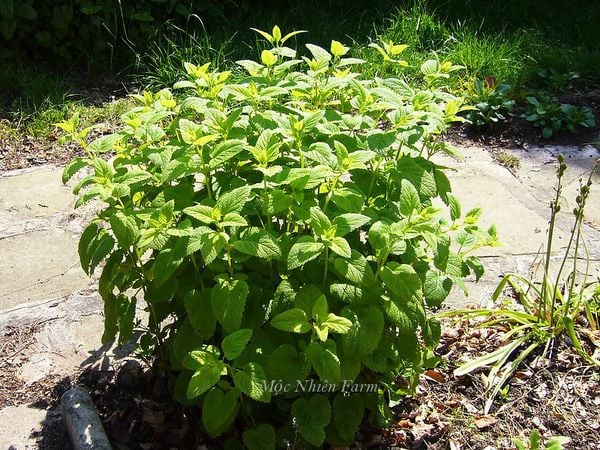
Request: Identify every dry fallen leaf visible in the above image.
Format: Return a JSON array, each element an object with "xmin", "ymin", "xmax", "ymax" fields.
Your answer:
[
  {"xmin": 424, "ymin": 369, "xmax": 447, "ymax": 383},
  {"xmin": 474, "ymin": 415, "xmax": 498, "ymax": 430}
]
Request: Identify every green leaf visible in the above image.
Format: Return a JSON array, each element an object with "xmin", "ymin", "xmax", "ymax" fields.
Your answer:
[
  {"xmin": 330, "ymin": 40, "xmax": 349, "ymax": 57},
  {"xmin": 328, "ymin": 236, "xmax": 351, "ymax": 258},
  {"xmin": 311, "ymin": 294, "xmax": 329, "ymax": 322},
  {"xmin": 220, "ymin": 212, "xmax": 248, "ymax": 227},
  {"xmin": 424, "ymin": 270, "xmax": 452, "ymax": 307},
  {"xmin": 202, "ymin": 388, "xmax": 239, "ymax": 437},
  {"xmin": 396, "ymin": 157, "xmax": 437, "ymax": 198},
  {"xmin": 465, "ymin": 256, "xmax": 485, "ymax": 281},
  {"xmin": 341, "ymin": 306, "xmax": 384, "ymax": 357},
  {"xmin": 323, "ymin": 313, "xmax": 353, "ymax": 334},
  {"xmin": 270, "ymin": 308, "xmax": 311, "ymax": 333},
  {"xmin": 306, "ymin": 43, "xmax": 332, "ymax": 62},
  {"xmin": 115, "ymin": 294, "xmax": 135, "ymax": 344},
  {"xmin": 222, "ymin": 329, "xmax": 253, "ymax": 361},
  {"xmin": 183, "ymin": 347, "xmax": 220, "ymax": 370},
  {"xmin": 331, "ymin": 187, "xmax": 365, "ymax": 212},
  {"xmin": 233, "ymin": 362, "xmax": 270, "ymax": 402},
  {"xmin": 79, "ymin": 222, "xmax": 99, "ymax": 275},
  {"xmin": 309, "ymin": 206, "xmax": 332, "ymax": 235},
  {"xmin": 447, "ymin": 192, "xmax": 461, "ymax": 220},
  {"xmin": 152, "ymin": 246, "xmax": 185, "ymax": 287},
  {"xmin": 306, "ymin": 341, "xmax": 341, "ymax": 383},
  {"xmin": 399, "ymin": 179, "xmax": 421, "ymax": 215},
  {"xmin": 380, "ymin": 263, "xmax": 422, "ymax": 300},
  {"xmin": 291, "ymin": 395, "xmax": 332, "ymax": 447},
  {"xmin": 288, "ymin": 237, "xmax": 325, "ymax": 270},
  {"xmin": 186, "ymin": 361, "xmax": 225, "ymax": 399},
  {"xmin": 200, "ymin": 231, "xmax": 227, "ymax": 265},
  {"xmin": 243, "ymin": 424, "xmax": 276, "ymax": 450},
  {"xmin": 232, "ymin": 228, "xmax": 281, "ymax": 260},
  {"xmin": 332, "ymin": 213, "xmax": 370, "ymax": 236},
  {"xmin": 184, "ymin": 204, "xmax": 214, "ymax": 224},
  {"xmin": 267, "ymin": 344, "xmax": 309, "ymax": 384},
  {"xmin": 333, "ymin": 394, "xmax": 364, "ymax": 442},
  {"xmin": 215, "ymin": 185, "xmax": 251, "ymax": 215},
  {"xmin": 184, "ymin": 290, "xmax": 216, "ymax": 339},
  {"xmin": 110, "ymin": 212, "xmax": 138, "ymax": 249},
  {"xmin": 211, "ymin": 278, "xmax": 249, "ymax": 332},
  {"xmin": 209, "ymin": 139, "xmax": 244, "ymax": 169},
  {"xmin": 333, "ymin": 250, "xmax": 376, "ymax": 286},
  {"xmin": 62, "ymin": 157, "xmax": 87, "ymax": 183}
]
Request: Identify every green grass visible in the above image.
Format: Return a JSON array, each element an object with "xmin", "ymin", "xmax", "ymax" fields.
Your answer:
[
  {"xmin": 130, "ymin": 0, "xmax": 600, "ymax": 93},
  {"xmin": 0, "ymin": 61, "xmax": 133, "ymax": 138},
  {"xmin": 2, "ymin": 0, "xmax": 599, "ymax": 139}
]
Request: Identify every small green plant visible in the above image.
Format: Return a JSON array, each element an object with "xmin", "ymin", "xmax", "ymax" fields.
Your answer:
[
  {"xmin": 536, "ymin": 68, "xmax": 580, "ymax": 93},
  {"xmin": 59, "ymin": 27, "xmax": 497, "ymax": 447},
  {"xmin": 465, "ymin": 78, "xmax": 515, "ymax": 127},
  {"xmin": 523, "ymin": 94, "xmax": 595, "ymax": 138},
  {"xmin": 513, "ymin": 429, "xmax": 570, "ymax": 450},
  {"xmin": 446, "ymin": 155, "xmax": 600, "ymax": 413}
]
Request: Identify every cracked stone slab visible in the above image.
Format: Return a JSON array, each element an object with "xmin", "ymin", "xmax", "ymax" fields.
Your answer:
[
  {"xmin": 0, "ymin": 229, "xmax": 90, "ymax": 311},
  {"xmin": 0, "ymin": 166, "xmax": 74, "ymax": 224}
]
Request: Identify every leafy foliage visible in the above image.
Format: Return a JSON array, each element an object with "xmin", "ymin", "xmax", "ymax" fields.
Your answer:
[
  {"xmin": 523, "ymin": 94, "xmax": 595, "ymax": 138},
  {"xmin": 465, "ymin": 77, "xmax": 515, "ymax": 127},
  {"xmin": 60, "ymin": 27, "xmax": 497, "ymax": 447}
]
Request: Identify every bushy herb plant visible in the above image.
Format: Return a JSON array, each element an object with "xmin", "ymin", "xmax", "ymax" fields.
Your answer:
[{"xmin": 59, "ymin": 27, "xmax": 497, "ymax": 447}]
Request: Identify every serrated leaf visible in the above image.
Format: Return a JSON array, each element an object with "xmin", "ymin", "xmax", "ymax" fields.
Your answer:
[
  {"xmin": 380, "ymin": 263, "xmax": 422, "ymax": 300},
  {"xmin": 110, "ymin": 212, "xmax": 138, "ymax": 248},
  {"xmin": 291, "ymin": 395, "xmax": 332, "ymax": 447},
  {"xmin": 323, "ymin": 313, "xmax": 353, "ymax": 333},
  {"xmin": 202, "ymin": 388, "xmax": 239, "ymax": 437},
  {"xmin": 232, "ymin": 228, "xmax": 281, "ymax": 260},
  {"xmin": 332, "ymin": 213, "xmax": 370, "ymax": 236},
  {"xmin": 306, "ymin": 341, "xmax": 341, "ymax": 383},
  {"xmin": 222, "ymin": 329, "xmax": 253, "ymax": 360},
  {"xmin": 328, "ymin": 236, "xmax": 351, "ymax": 258},
  {"xmin": 288, "ymin": 238, "xmax": 324, "ymax": 270},
  {"xmin": 447, "ymin": 192, "xmax": 461, "ymax": 220},
  {"xmin": 209, "ymin": 139, "xmax": 244, "ymax": 169},
  {"xmin": 270, "ymin": 308, "xmax": 311, "ymax": 333},
  {"xmin": 184, "ymin": 204, "xmax": 214, "ymax": 224},
  {"xmin": 184, "ymin": 290, "xmax": 216, "ymax": 339},
  {"xmin": 424, "ymin": 270, "xmax": 452, "ymax": 307},
  {"xmin": 186, "ymin": 361, "xmax": 225, "ymax": 399},
  {"xmin": 211, "ymin": 278, "xmax": 248, "ymax": 332},
  {"xmin": 215, "ymin": 185, "xmax": 251, "ymax": 214},
  {"xmin": 399, "ymin": 179, "xmax": 421, "ymax": 215},
  {"xmin": 309, "ymin": 206, "xmax": 332, "ymax": 235},
  {"xmin": 243, "ymin": 424, "xmax": 276, "ymax": 450},
  {"xmin": 62, "ymin": 157, "xmax": 87, "ymax": 183},
  {"xmin": 233, "ymin": 362, "xmax": 270, "ymax": 402},
  {"xmin": 331, "ymin": 187, "xmax": 365, "ymax": 212},
  {"xmin": 333, "ymin": 394, "xmax": 364, "ymax": 442},
  {"xmin": 220, "ymin": 212, "xmax": 248, "ymax": 227},
  {"xmin": 267, "ymin": 344, "xmax": 309, "ymax": 384}
]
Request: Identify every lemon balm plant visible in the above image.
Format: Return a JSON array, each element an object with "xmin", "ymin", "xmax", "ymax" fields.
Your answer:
[{"xmin": 59, "ymin": 26, "xmax": 497, "ymax": 448}]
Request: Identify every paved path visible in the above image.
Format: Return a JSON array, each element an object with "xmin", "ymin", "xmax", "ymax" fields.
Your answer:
[{"xmin": 0, "ymin": 143, "xmax": 599, "ymax": 448}]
